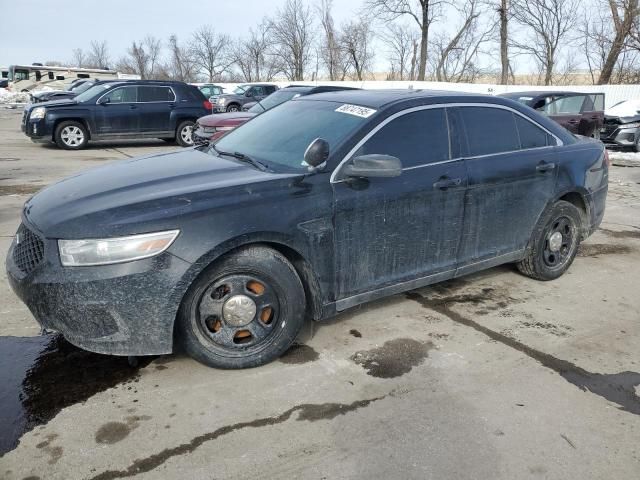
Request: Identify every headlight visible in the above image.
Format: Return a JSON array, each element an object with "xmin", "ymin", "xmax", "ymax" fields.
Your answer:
[
  {"xmin": 620, "ymin": 123, "xmax": 640, "ymax": 129},
  {"xmin": 58, "ymin": 230, "xmax": 179, "ymax": 266},
  {"xmin": 30, "ymin": 107, "xmax": 46, "ymax": 119},
  {"xmin": 218, "ymin": 98, "xmax": 226, "ymax": 105}
]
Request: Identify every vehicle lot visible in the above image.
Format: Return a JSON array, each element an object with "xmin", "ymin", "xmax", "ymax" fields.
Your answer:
[{"xmin": 0, "ymin": 108, "xmax": 639, "ymax": 479}]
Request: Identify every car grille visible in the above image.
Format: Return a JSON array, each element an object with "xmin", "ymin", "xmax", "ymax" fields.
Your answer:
[{"xmin": 13, "ymin": 224, "xmax": 45, "ymax": 275}]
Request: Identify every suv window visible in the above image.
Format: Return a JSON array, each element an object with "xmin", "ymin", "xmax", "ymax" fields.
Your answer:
[
  {"xmin": 543, "ymin": 95, "xmax": 585, "ymax": 115},
  {"xmin": 585, "ymin": 94, "xmax": 604, "ymax": 111},
  {"xmin": 461, "ymin": 107, "xmax": 519, "ymax": 156},
  {"xmin": 103, "ymin": 86, "xmax": 137, "ymax": 103},
  {"xmin": 138, "ymin": 86, "xmax": 175, "ymax": 102},
  {"xmin": 265, "ymin": 85, "xmax": 277, "ymax": 94},
  {"xmin": 515, "ymin": 115, "xmax": 553, "ymax": 149},
  {"xmin": 353, "ymin": 108, "xmax": 449, "ymax": 168},
  {"xmin": 250, "ymin": 86, "xmax": 265, "ymax": 96}
]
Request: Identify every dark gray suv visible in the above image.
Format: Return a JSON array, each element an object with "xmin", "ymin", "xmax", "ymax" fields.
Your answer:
[{"xmin": 215, "ymin": 83, "xmax": 278, "ymax": 112}]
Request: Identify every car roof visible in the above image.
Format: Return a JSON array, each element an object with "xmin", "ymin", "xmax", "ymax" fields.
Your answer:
[
  {"xmin": 500, "ymin": 91, "xmax": 587, "ymax": 99},
  {"xmin": 295, "ymin": 88, "xmax": 485, "ymax": 109},
  {"xmin": 100, "ymin": 80, "xmax": 189, "ymax": 88}
]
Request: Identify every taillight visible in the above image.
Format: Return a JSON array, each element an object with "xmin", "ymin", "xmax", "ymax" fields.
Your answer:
[
  {"xmin": 204, "ymin": 100, "xmax": 213, "ymax": 111},
  {"xmin": 603, "ymin": 149, "xmax": 611, "ymax": 167}
]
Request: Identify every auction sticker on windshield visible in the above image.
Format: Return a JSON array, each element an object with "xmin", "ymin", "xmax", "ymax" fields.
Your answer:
[{"xmin": 335, "ymin": 104, "xmax": 376, "ymax": 118}]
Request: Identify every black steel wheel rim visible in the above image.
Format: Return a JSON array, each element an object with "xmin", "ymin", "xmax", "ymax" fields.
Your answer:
[
  {"xmin": 196, "ymin": 273, "xmax": 280, "ymax": 351},
  {"xmin": 542, "ymin": 215, "xmax": 575, "ymax": 268}
]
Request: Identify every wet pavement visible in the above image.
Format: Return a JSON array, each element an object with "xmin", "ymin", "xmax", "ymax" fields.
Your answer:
[{"xmin": 0, "ymin": 110, "xmax": 639, "ymax": 479}]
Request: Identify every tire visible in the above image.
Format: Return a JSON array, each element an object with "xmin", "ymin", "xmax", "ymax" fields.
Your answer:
[
  {"xmin": 176, "ymin": 120, "xmax": 196, "ymax": 147},
  {"xmin": 517, "ymin": 200, "xmax": 583, "ymax": 281},
  {"xmin": 177, "ymin": 245, "xmax": 307, "ymax": 369},
  {"xmin": 226, "ymin": 104, "xmax": 240, "ymax": 113},
  {"xmin": 54, "ymin": 121, "xmax": 88, "ymax": 150},
  {"xmin": 633, "ymin": 136, "xmax": 640, "ymax": 153}
]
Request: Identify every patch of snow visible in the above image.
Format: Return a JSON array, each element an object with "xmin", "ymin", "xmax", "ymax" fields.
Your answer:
[
  {"xmin": 607, "ymin": 149, "xmax": 640, "ymax": 167},
  {"xmin": 0, "ymin": 89, "xmax": 29, "ymax": 105}
]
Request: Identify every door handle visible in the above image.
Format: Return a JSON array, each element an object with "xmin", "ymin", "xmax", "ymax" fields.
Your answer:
[
  {"xmin": 567, "ymin": 119, "xmax": 579, "ymax": 124},
  {"xmin": 433, "ymin": 177, "xmax": 462, "ymax": 189},
  {"xmin": 169, "ymin": 104, "xmax": 175, "ymax": 109},
  {"xmin": 129, "ymin": 105, "xmax": 137, "ymax": 110},
  {"xmin": 536, "ymin": 162, "xmax": 556, "ymax": 173}
]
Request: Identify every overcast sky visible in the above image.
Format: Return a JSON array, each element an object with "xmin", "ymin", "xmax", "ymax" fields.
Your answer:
[{"xmin": 0, "ymin": 0, "xmax": 362, "ymax": 67}]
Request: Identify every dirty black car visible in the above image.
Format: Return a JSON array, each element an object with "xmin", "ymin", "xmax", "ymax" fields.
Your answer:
[{"xmin": 6, "ymin": 90, "xmax": 608, "ymax": 369}]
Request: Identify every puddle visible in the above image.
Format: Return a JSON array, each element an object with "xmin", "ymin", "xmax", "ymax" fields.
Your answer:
[
  {"xmin": 349, "ymin": 329, "xmax": 362, "ymax": 338},
  {"xmin": 352, "ymin": 338, "xmax": 433, "ymax": 378},
  {"xmin": 0, "ymin": 184, "xmax": 42, "ymax": 196},
  {"xmin": 279, "ymin": 344, "xmax": 319, "ymax": 364},
  {"xmin": 598, "ymin": 228, "xmax": 640, "ymax": 240},
  {"xmin": 406, "ymin": 291, "xmax": 640, "ymax": 416},
  {"xmin": 0, "ymin": 334, "xmax": 153, "ymax": 456}
]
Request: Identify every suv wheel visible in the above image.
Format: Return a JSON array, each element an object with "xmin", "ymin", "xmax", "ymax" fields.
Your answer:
[
  {"xmin": 54, "ymin": 121, "xmax": 88, "ymax": 150},
  {"xmin": 176, "ymin": 120, "xmax": 195, "ymax": 147},
  {"xmin": 177, "ymin": 246, "xmax": 307, "ymax": 369},
  {"xmin": 226, "ymin": 104, "xmax": 240, "ymax": 113},
  {"xmin": 517, "ymin": 200, "xmax": 583, "ymax": 281}
]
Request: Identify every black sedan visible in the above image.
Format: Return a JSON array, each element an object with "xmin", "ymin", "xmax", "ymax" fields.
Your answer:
[{"xmin": 6, "ymin": 90, "xmax": 608, "ymax": 368}]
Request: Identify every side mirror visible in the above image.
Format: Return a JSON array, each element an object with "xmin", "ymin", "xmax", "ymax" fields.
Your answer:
[
  {"xmin": 342, "ymin": 154, "xmax": 402, "ymax": 178},
  {"xmin": 304, "ymin": 138, "xmax": 330, "ymax": 169},
  {"xmin": 97, "ymin": 96, "xmax": 110, "ymax": 105}
]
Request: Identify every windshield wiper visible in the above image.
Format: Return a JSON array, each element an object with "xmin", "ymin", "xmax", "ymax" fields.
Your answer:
[{"xmin": 211, "ymin": 144, "xmax": 269, "ymax": 172}]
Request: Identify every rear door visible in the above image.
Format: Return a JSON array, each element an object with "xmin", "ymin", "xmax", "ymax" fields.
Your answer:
[
  {"xmin": 94, "ymin": 86, "xmax": 139, "ymax": 135},
  {"xmin": 457, "ymin": 106, "xmax": 558, "ymax": 272},
  {"xmin": 138, "ymin": 85, "xmax": 175, "ymax": 133},
  {"xmin": 333, "ymin": 107, "xmax": 467, "ymax": 303}
]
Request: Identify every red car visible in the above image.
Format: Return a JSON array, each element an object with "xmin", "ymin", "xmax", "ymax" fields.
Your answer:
[{"xmin": 192, "ymin": 85, "xmax": 358, "ymax": 144}]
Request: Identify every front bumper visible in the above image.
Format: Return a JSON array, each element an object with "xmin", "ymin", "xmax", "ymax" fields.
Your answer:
[
  {"xmin": 23, "ymin": 117, "xmax": 52, "ymax": 141},
  {"xmin": 601, "ymin": 125, "xmax": 639, "ymax": 149},
  {"xmin": 6, "ymin": 222, "xmax": 192, "ymax": 356}
]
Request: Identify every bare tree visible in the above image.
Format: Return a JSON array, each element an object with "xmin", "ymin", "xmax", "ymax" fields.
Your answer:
[
  {"xmin": 339, "ymin": 19, "xmax": 375, "ymax": 80},
  {"xmin": 383, "ymin": 23, "xmax": 418, "ymax": 80},
  {"xmin": 233, "ymin": 22, "xmax": 281, "ymax": 81},
  {"xmin": 430, "ymin": 0, "xmax": 495, "ymax": 82},
  {"xmin": 318, "ymin": 0, "xmax": 346, "ymax": 80},
  {"xmin": 510, "ymin": 0, "xmax": 579, "ymax": 86},
  {"xmin": 597, "ymin": 0, "xmax": 639, "ymax": 84},
  {"xmin": 365, "ymin": 0, "xmax": 443, "ymax": 80},
  {"xmin": 268, "ymin": 0, "xmax": 314, "ymax": 80},
  {"xmin": 167, "ymin": 35, "xmax": 198, "ymax": 82},
  {"xmin": 120, "ymin": 36, "xmax": 162, "ymax": 79},
  {"xmin": 72, "ymin": 48, "xmax": 86, "ymax": 68},
  {"xmin": 87, "ymin": 40, "xmax": 110, "ymax": 69},
  {"xmin": 190, "ymin": 25, "xmax": 232, "ymax": 82},
  {"xmin": 497, "ymin": 0, "xmax": 510, "ymax": 84}
]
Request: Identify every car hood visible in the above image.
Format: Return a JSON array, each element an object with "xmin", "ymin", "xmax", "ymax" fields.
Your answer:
[
  {"xmin": 29, "ymin": 98, "xmax": 78, "ymax": 109},
  {"xmin": 24, "ymin": 148, "xmax": 297, "ymax": 238},
  {"xmin": 198, "ymin": 112, "xmax": 255, "ymax": 126},
  {"xmin": 604, "ymin": 113, "xmax": 640, "ymax": 124}
]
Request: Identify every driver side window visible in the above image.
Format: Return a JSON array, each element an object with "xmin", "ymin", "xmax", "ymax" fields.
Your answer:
[
  {"xmin": 103, "ymin": 86, "xmax": 137, "ymax": 103},
  {"xmin": 352, "ymin": 108, "xmax": 450, "ymax": 168}
]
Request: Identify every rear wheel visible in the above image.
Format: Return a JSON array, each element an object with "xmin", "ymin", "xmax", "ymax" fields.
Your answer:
[
  {"xmin": 177, "ymin": 246, "xmax": 306, "ymax": 368},
  {"xmin": 176, "ymin": 120, "xmax": 196, "ymax": 147},
  {"xmin": 517, "ymin": 200, "xmax": 583, "ymax": 281},
  {"xmin": 54, "ymin": 121, "xmax": 88, "ymax": 150},
  {"xmin": 226, "ymin": 104, "xmax": 240, "ymax": 113}
]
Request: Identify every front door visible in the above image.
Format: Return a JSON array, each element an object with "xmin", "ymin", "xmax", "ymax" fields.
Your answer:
[
  {"xmin": 541, "ymin": 94, "xmax": 587, "ymax": 135},
  {"xmin": 456, "ymin": 106, "xmax": 558, "ymax": 271},
  {"xmin": 94, "ymin": 86, "xmax": 139, "ymax": 135},
  {"xmin": 333, "ymin": 107, "xmax": 467, "ymax": 304}
]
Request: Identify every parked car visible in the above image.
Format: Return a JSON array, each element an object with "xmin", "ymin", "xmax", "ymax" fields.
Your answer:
[
  {"xmin": 600, "ymin": 99, "xmax": 640, "ymax": 152},
  {"xmin": 29, "ymin": 79, "xmax": 121, "ymax": 103},
  {"xmin": 499, "ymin": 91, "xmax": 605, "ymax": 138},
  {"xmin": 21, "ymin": 80, "xmax": 211, "ymax": 149},
  {"xmin": 215, "ymin": 83, "xmax": 278, "ymax": 112},
  {"xmin": 193, "ymin": 85, "xmax": 358, "ymax": 144},
  {"xmin": 6, "ymin": 90, "xmax": 608, "ymax": 368},
  {"xmin": 196, "ymin": 83, "xmax": 224, "ymax": 111}
]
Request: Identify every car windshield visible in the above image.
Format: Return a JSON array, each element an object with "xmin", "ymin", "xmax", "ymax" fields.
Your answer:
[
  {"xmin": 70, "ymin": 82, "xmax": 95, "ymax": 94},
  {"xmin": 233, "ymin": 85, "xmax": 248, "ymax": 94},
  {"xmin": 213, "ymin": 100, "xmax": 372, "ymax": 172},
  {"xmin": 74, "ymin": 84, "xmax": 114, "ymax": 103},
  {"xmin": 248, "ymin": 90, "xmax": 305, "ymax": 113}
]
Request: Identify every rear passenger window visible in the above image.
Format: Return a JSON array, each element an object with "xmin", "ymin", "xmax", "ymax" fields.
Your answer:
[
  {"xmin": 461, "ymin": 107, "xmax": 519, "ymax": 156},
  {"xmin": 354, "ymin": 108, "xmax": 449, "ymax": 168},
  {"xmin": 138, "ymin": 86, "xmax": 175, "ymax": 102},
  {"xmin": 515, "ymin": 115, "xmax": 553, "ymax": 149}
]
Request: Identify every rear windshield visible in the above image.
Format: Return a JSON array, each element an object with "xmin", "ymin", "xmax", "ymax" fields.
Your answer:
[
  {"xmin": 248, "ymin": 90, "xmax": 305, "ymax": 113},
  {"xmin": 213, "ymin": 100, "xmax": 372, "ymax": 172}
]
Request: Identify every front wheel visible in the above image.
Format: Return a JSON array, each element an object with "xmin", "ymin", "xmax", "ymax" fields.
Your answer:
[
  {"xmin": 54, "ymin": 121, "xmax": 88, "ymax": 150},
  {"xmin": 226, "ymin": 104, "xmax": 240, "ymax": 113},
  {"xmin": 177, "ymin": 246, "xmax": 307, "ymax": 368},
  {"xmin": 176, "ymin": 120, "xmax": 196, "ymax": 147},
  {"xmin": 517, "ymin": 200, "xmax": 583, "ymax": 281}
]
